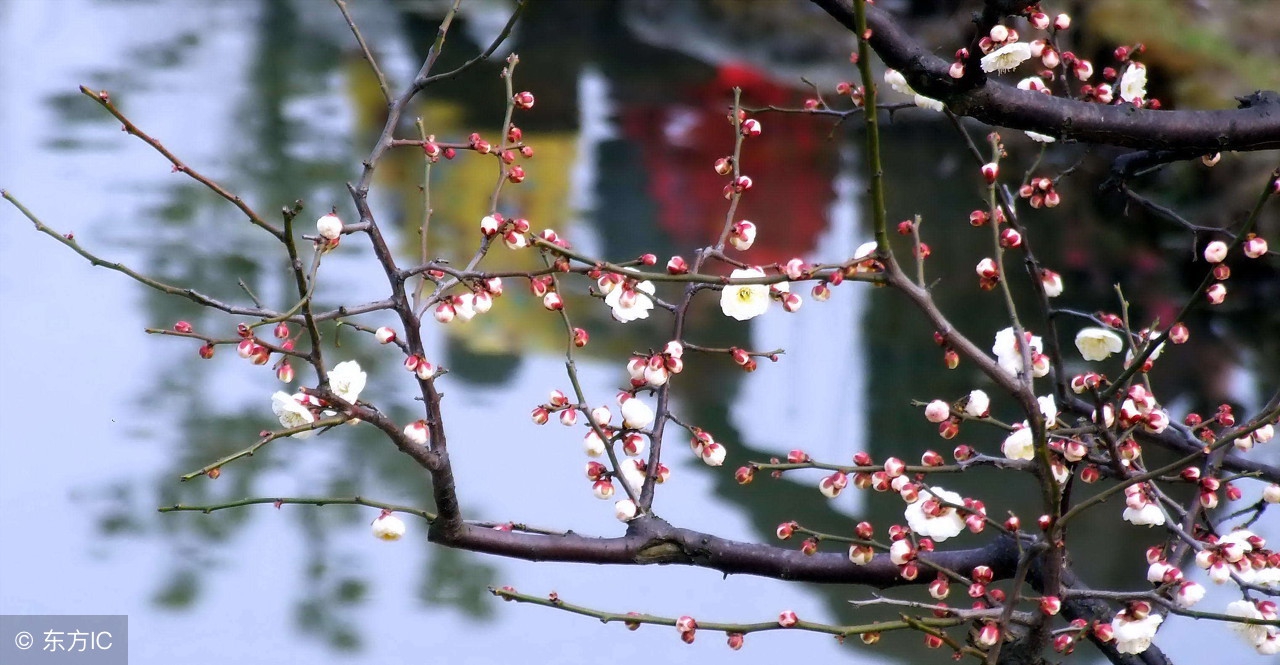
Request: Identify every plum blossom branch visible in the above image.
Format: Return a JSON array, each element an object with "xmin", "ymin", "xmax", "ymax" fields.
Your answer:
[
  {"xmin": 333, "ymin": 0, "xmax": 390, "ymax": 102},
  {"xmin": 3, "ymin": 191, "xmax": 277, "ymax": 319},
  {"xmin": 75, "ymin": 86, "xmax": 283, "ymax": 239},
  {"xmin": 159, "ymin": 496, "xmax": 434, "ymax": 520},
  {"xmin": 181, "ymin": 415, "xmax": 350, "ymax": 481},
  {"xmin": 811, "ymin": 1, "xmax": 1280, "ymax": 151},
  {"xmin": 489, "ymin": 586, "xmax": 972, "ymax": 641}
]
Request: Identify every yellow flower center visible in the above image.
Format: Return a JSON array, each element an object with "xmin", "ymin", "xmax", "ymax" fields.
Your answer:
[{"xmin": 736, "ymin": 287, "xmax": 754, "ymax": 302}]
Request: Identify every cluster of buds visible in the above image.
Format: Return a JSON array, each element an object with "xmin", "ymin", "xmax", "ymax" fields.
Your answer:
[
  {"xmin": 235, "ymin": 323, "xmax": 276, "ymax": 367},
  {"xmin": 420, "ymin": 134, "xmax": 456, "ymax": 162},
  {"xmin": 723, "ymin": 174, "xmax": 754, "ymax": 199},
  {"xmin": 1192, "ymin": 529, "xmax": 1275, "ymax": 586},
  {"xmin": 1018, "ymin": 176, "xmax": 1061, "ymax": 208},
  {"xmin": 403, "ymin": 353, "xmax": 436, "ymax": 381},
  {"xmin": 689, "ymin": 427, "xmax": 727, "ymax": 466},
  {"xmin": 675, "ymin": 615, "xmax": 697, "ymax": 644},
  {"xmin": 532, "ymin": 389, "xmax": 579, "ymax": 427},
  {"xmin": 626, "ymin": 341, "xmax": 685, "ymax": 388},
  {"xmin": 1024, "ymin": 6, "xmax": 1070, "ymax": 32},
  {"xmin": 479, "ymin": 213, "xmax": 532, "ymax": 250},
  {"xmin": 434, "ymin": 278, "xmax": 503, "ymax": 324}
]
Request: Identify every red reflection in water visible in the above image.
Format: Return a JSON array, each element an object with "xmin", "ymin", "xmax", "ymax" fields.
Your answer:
[{"xmin": 621, "ymin": 62, "xmax": 838, "ymax": 269}]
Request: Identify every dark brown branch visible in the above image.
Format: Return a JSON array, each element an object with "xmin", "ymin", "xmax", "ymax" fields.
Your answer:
[
  {"xmin": 811, "ymin": 0, "xmax": 1280, "ymax": 152},
  {"xmin": 430, "ymin": 515, "xmax": 1022, "ymax": 587}
]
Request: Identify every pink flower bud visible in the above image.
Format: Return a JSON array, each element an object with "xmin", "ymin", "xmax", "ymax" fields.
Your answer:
[
  {"xmin": 316, "ymin": 213, "xmax": 343, "ymax": 240},
  {"xmin": 981, "ymin": 162, "xmax": 999, "ymax": 183},
  {"xmin": 1000, "ymin": 227, "xmax": 1022, "ymax": 248},
  {"xmin": 976, "ymin": 258, "xmax": 998, "ymax": 279},
  {"xmin": 512, "ymin": 91, "xmax": 535, "ymax": 109},
  {"xmin": 572, "ymin": 327, "xmax": 589, "ymax": 347},
  {"xmin": 666, "ymin": 255, "xmax": 688, "ymax": 274},
  {"xmin": 777, "ymin": 610, "xmax": 798, "ymax": 627},
  {"xmin": 375, "ymin": 326, "xmax": 397, "ymax": 344},
  {"xmin": 1243, "ymin": 235, "xmax": 1269, "ymax": 258},
  {"xmin": 275, "ymin": 361, "xmax": 294, "ymax": 383},
  {"xmin": 198, "ymin": 343, "xmax": 215, "ymax": 359},
  {"xmin": 559, "ymin": 408, "xmax": 578, "ymax": 427},
  {"xmin": 740, "ymin": 118, "xmax": 762, "ymax": 136},
  {"xmin": 948, "ymin": 61, "xmax": 965, "ymax": 78},
  {"xmin": 1206, "ymin": 283, "xmax": 1226, "ymax": 305},
  {"xmin": 542, "ymin": 292, "xmax": 563, "ymax": 311},
  {"xmin": 924, "ymin": 400, "xmax": 950, "ymax": 423},
  {"xmin": 614, "ymin": 499, "xmax": 637, "ymax": 522},
  {"xmin": 434, "ymin": 302, "xmax": 456, "ymax": 323},
  {"xmin": 592, "ymin": 479, "xmax": 615, "ymax": 500},
  {"xmin": 1203, "ymin": 240, "xmax": 1228, "ymax": 264},
  {"xmin": 530, "ymin": 407, "xmax": 549, "ymax": 425},
  {"xmin": 1054, "ymin": 13, "xmax": 1071, "ymax": 30}
]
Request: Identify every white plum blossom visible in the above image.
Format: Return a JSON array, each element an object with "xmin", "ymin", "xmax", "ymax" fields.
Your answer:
[
  {"xmin": 620, "ymin": 398, "xmax": 655, "ymax": 430},
  {"xmin": 271, "ymin": 391, "xmax": 315, "ymax": 438},
  {"xmin": 981, "ymin": 42, "xmax": 1032, "ymax": 73},
  {"xmin": 1226, "ymin": 600, "xmax": 1273, "ymax": 649},
  {"xmin": 1119, "ymin": 63, "xmax": 1147, "ymax": 103},
  {"xmin": 614, "ymin": 499, "xmax": 638, "ymax": 522},
  {"xmin": 1111, "ymin": 613, "xmax": 1162, "ymax": 654},
  {"xmin": 884, "ymin": 69, "xmax": 911, "ymax": 95},
  {"xmin": 583, "ymin": 430, "xmax": 606, "ymax": 457},
  {"xmin": 1075, "ymin": 327, "xmax": 1125, "ymax": 361},
  {"xmin": 618, "ymin": 459, "xmax": 645, "ymax": 495},
  {"xmin": 883, "ymin": 69, "xmax": 944, "ymax": 112},
  {"xmin": 1122, "ymin": 503, "xmax": 1165, "ymax": 527},
  {"xmin": 1002, "ymin": 426, "xmax": 1035, "ymax": 460},
  {"xmin": 903, "ymin": 486, "xmax": 967, "ymax": 542},
  {"xmin": 1038, "ymin": 395, "xmax": 1059, "ymax": 426},
  {"xmin": 720, "ymin": 267, "xmax": 771, "ymax": 321},
  {"xmin": 371, "ymin": 513, "xmax": 406, "ymax": 541},
  {"xmin": 605, "ymin": 280, "xmax": 656, "ymax": 323},
  {"xmin": 328, "ymin": 360, "xmax": 367, "ymax": 404},
  {"xmin": 964, "ymin": 390, "xmax": 991, "ymax": 418},
  {"xmin": 1175, "ymin": 581, "xmax": 1205, "ymax": 608},
  {"xmin": 992, "ymin": 327, "xmax": 1044, "ymax": 376},
  {"xmin": 403, "ymin": 420, "xmax": 429, "ymax": 445},
  {"xmin": 316, "ymin": 213, "xmax": 343, "ymax": 240}
]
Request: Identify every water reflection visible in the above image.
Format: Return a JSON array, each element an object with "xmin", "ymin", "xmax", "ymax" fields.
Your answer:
[{"xmin": 2, "ymin": 1, "xmax": 1276, "ymax": 663}]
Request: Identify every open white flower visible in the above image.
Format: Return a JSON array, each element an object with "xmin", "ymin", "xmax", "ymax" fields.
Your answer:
[
  {"xmin": 981, "ymin": 42, "xmax": 1032, "ymax": 73},
  {"xmin": 371, "ymin": 513, "xmax": 406, "ymax": 541},
  {"xmin": 605, "ymin": 280, "xmax": 656, "ymax": 323},
  {"xmin": 992, "ymin": 327, "xmax": 1043, "ymax": 376},
  {"xmin": 964, "ymin": 390, "xmax": 991, "ymax": 417},
  {"xmin": 1076, "ymin": 327, "xmax": 1124, "ymax": 361},
  {"xmin": 328, "ymin": 360, "xmax": 367, "ymax": 404},
  {"xmin": 620, "ymin": 397, "xmax": 655, "ymax": 430},
  {"xmin": 1038, "ymin": 395, "xmax": 1059, "ymax": 426},
  {"xmin": 1119, "ymin": 63, "xmax": 1147, "ymax": 103},
  {"xmin": 903, "ymin": 486, "xmax": 966, "ymax": 542},
  {"xmin": 1002, "ymin": 426, "xmax": 1035, "ymax": 460},
  {"xmin": 1226, "ymin": 600, "xmax": 1271, "ymax": 648},
  {"xmin": 720, "ymin": 267, "xmax": 771, "ymax": 321},
  {"xmin": 271, "ymin": 391, "xmax": 315, "ymax": 438},
  {"xmin": 1111, "ymin": 613, "xmax": 1162, "ymax": 654},
  {"xmin": 1122, "ymin": 503, "xmax": 1165, "ymax": 527}
]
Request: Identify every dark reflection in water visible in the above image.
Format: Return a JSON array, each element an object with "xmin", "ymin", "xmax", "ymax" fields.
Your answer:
[{"xmin": 3, "ymin": 0, "xmax": 1276, "ymax": 663}]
